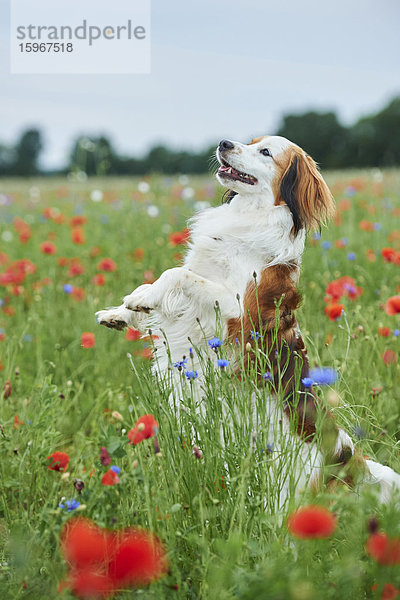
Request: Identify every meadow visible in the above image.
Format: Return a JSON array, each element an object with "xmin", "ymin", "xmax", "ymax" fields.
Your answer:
[{"xmin": 0, "ymin": 169, "xmax": 400, "ymax": 599}]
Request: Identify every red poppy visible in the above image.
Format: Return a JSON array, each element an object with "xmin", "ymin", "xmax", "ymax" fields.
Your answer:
[
  {"xmin": 128, "ymin": 414, "xmax": 158, "ymax": 445},
  {"xmin": 325, "ymin": 303, "xmax": 345, "ymax": 321},
  {"xmin": 382, "ymin": 350, "xmax": 397, "ymax": 365},
  {"xmin": 81, "ymin": 332, "xmax": 96, "ymax": 348},
  {"xmin": 382, "ymin": 247, "xmax": 397, "ymax": 263},
  {"xmin": 58, "ymin": 257, "xmax": 70, "ymax": 267},
  {"xmin": 125, "ymin": 328, "xmax": 141, "ymax": 341},
  {"xmin": 97, "ymin": 258, "xmax": 117, "ymax": 272},
  {"xmin": 168, "ymin": 228, "xmax": 190, "ymax": 247},
  {"xmin": 47, "ymin": 451, "xmax": 70, "ymax": 472},
  {"xmin": 287, "ymin": 505, "xmax": 336, "ymax": 539},
  {"xmin": 385, "ymin": 296, "xmax": 400, "ymax": 316},
  {"xmin": 69, "ymin": 216, "xmax": 88, "ymax": 227},
  {"xmin": 68, "ymin": 570, "xmax": 114, "ymax": 600},
  {"xmin": 72, "ymin": 287, "xmax": 86, "ymax": 302},
  {"xmin": 67, "ymin": 261, "xmax": 85, "ymax": 277},
  {"xmin": 378, "ymin": 327, "xmax": 391, "ymax": 337},
  {"xmin": 381, "ymin": 584, "xmax": 399, "ymax": 600},
  {"xmin": 72, "ymin": 227, "xmax": 85, "ymax": 244},
  {"xmin": 3, "ymin": 379, "xmax": 12, "ymax": 399},
  {"xmin": 40, "ymin": 241, "xmax": 57, "ymax": 255},
  {"xmin": 366, "ymin": 249, "xmax": 377, "ymax": 262},
  {"xmin": 92, "ymin": 273, "xmax": 106, "ymax": 286},
  {"xmin": 359, "ymin": 220, "xmax": 374, "ymax": 231},
  {"xmin": 366, "ymin": 532, "xmax": 400, "ymax": 566},
  {"xmin": 90, "ymin": 246, "xmax": 102, "ymax": 257},
  {"xmin": 325, "ymin": 276, "xmax": 363, "ymax": 303},
  {"xmin": 13, "ymin": 415, "xmax": 24, "ymax": 429},
  {"xmin": 134, "ymin": 248, "xmax": 145, "ymax": 261},
  {"xmin": 61, "ymin": 518, "xmax": 114, "ymax": 567},
  {"xmin": 108, "ymin": 529, "xmax": 168, "ymax": 586},
  {"xmin": 101, "ymin": 469, "xmax": 120, "ymax": 486}
]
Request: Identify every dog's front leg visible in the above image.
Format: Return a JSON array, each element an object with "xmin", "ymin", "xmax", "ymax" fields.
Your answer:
[{"xmin": 124, "ymin": 267, "xmax": 239, "ymax": 319}]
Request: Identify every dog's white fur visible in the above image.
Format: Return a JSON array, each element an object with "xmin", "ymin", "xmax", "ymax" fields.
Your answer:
[{"xmin": 96, "ymin": 135, "xmax": 400, "ymax": 504}]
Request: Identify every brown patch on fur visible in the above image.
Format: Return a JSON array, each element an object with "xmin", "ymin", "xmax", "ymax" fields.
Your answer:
[
  {"xmin": 228, "ymin": 265, "xmax": 319, "ymax": 440},
  {"xmin": 272, "ymin": 146, "xmax": 335, "ymax": 232},
  {"xmin": 248, "ymin": 136, "xmax": 266, "ymax": 146}
]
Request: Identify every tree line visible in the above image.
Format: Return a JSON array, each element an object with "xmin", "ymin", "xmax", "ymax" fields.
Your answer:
[{"xmin": 1, "ymin": 96, "xmax": 399, "ymax": 177}]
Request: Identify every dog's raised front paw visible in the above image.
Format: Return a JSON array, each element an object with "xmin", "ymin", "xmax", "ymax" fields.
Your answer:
[{"xmin": 95, "ymin": 307, "xmax": 129, "ymax": 330}]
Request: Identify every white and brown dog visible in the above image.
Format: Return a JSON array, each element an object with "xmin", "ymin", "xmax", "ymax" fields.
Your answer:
[{"xmin": 96, "ymin": 135, "xmax": 400, "ymax": 503}]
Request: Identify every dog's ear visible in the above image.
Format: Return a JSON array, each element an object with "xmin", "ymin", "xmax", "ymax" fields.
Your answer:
[{"xmin": 279, "ymin": 152, "xmax": 335, "ymax": 234}]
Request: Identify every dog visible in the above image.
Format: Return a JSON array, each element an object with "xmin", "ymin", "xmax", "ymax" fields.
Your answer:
[{"xmin": 96, "ymin": 135, "xmax": 400, "ymax": 504}]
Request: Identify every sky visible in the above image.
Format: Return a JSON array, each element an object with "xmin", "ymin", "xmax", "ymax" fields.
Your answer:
[{"xmin": 1, "ymin": 0, "xmax": 400, "ymax": 170}]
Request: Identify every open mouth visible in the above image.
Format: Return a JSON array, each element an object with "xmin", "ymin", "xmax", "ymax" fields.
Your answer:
[{"xmin": 217, "ymin": 157, "xmax": 258, "ymax": 185}]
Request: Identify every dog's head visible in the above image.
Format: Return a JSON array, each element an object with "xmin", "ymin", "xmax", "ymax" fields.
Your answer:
[{"xmin": 216, "ymin": 135, "xmax": 335, "ymax": 234}]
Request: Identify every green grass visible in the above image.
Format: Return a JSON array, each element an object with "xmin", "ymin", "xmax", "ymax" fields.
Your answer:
[{"xmin": 0, "ymin": 171, "xmax": 399, "ymax": 599}]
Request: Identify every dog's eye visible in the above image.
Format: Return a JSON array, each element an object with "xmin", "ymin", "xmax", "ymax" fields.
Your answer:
[{"xmin": 260, "ymin": 148, "xmax": 271, "ymax": 157}]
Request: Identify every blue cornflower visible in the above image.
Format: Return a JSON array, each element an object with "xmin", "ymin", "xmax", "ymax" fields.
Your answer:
[
  {"xmin": 23, "ymin": 334, "xmax": 33, "ymax": 342},
  {"xmin": 345, "ymin": 186, "xmax": 356, "ymax": 197},
  {"xmin": 250, "ymin": 331, "xmax": 261, "ymax": 340},
  {"xmin": 59, "ymin": 499, "xmax": 80, "ymax": 512},
  {"xmin": 266, "ymin": 443, "xmax": 274, "ymax": 454},
  {"xmin": 394, "ymin": 329, "xmax": 400, "ymax": 337},
  {"xmin": 185, "ymin": 370, "xmax": 198, "ymax": 380},
  {"xmin": 235, "ymin": 337, "xmax": 239, "ymax": 345},
  {"xmin": 110, "ymin": 465, "xmax": 121, "ymax": 474},
  {"xmin": 373, "ymin": 222, "xmax": 382, "ymax": 231},
  {"xmin": 263, "ymin": 372, "xmax": 272, "ymax": 381},
  {"xmin": 309, "ymin": 367, "xmax": 338, "ymax": 385},
  {"xmin": 173, "ymin": 358, "xmax": 188, "ymax": 369},
  {"xmin": 301, "ymin": 377, "xmax": 313, "ymax": 388},
  {"xmin": 217, "ymin": 359, "xmax": 229, "ymax": 368},
  {"xmin": 208, "ymin": 337, "xmax": 222, "ymax": 350},
  {"xmin": 321, "ymin": 241, "xmax": 332, "ymax": 250},
  {"xmin": 340, "ymin": 237, "xmax": 348, "ymax": 246},
  {"xmin": 312, "ymin": 232, "xmax": 321, "ymax": 241},
  {"xmin": 63, "ymin": 284, "xmax": 74, "ymax": 294},
  {"xmin": 347, "ymin": 252, "xmax": 356, "ymax": 261}
]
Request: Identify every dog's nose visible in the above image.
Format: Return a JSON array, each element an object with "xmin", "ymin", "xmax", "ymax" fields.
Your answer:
[{"xmin": 219, "ymin": 139, "xmax": 234, "ymax": 152}]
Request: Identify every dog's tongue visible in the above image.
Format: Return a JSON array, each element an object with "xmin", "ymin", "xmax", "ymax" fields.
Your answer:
[{"xmin": 219, "ymin": 165, "xmax": 231, "ymax": 173}]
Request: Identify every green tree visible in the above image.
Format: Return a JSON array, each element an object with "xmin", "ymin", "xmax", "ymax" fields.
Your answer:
[{"xmin": 13, "ymin": 129, "xmax": 43, "ymax": 176}]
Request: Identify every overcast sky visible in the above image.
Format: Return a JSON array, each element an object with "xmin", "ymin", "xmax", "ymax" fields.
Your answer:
[{"xmin": 1, "ymin": 0, "xmax": 399, "ymax": 169}]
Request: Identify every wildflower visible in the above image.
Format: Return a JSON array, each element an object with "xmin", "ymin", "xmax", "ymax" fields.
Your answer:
[
  {"xmin": 74, "ymin": 479, "xmax": 85, "ymax": 494},
  {"xmin": 71, "ymin": 227, "xmax": 85, "ymax": 244},
  {"xmin": 308, "ymin": 367, "xmax": 338, "ymax": 385},
  {"xmin": 110, "ymin": 465, "xmax": 121, "ymax": 475},
  {"xmin": 302, "ymin": 377, "xmax": 313, "ymax": 388},
  {"xmin": 61, "ymin": 517, "xmax": 113, "ymax": 567},
  {"xmin": 81, "ymin": 332, "xmax": 95, "ymax": 348},
  {"xmin": 67, "ymin": 261, "xmax": 85, "ymax": 277},
  {"xmin": 321, "ymin": 241, "xmax": 332, "ymax": 249},
  {"xmin": 250, "ymin": 330, "xmax": 261, "ymax": 340},
  {"xmin": 394, "ymin": 329, "xmax": 399, "ymax": 337},
  {"xmin": 63, "ymin": 283, "xmax": 74, "ymax": 294},
  {"xmin": 381, "ymin": 583, "xmax": 399, "ymax": 600},
  {"xmin": 97, "ymin": 258, "xmax": 117, "ymax": 272},
  {"xmin": 134, "ymin": 247, "xmax": 145, "ymax": 261},
  {"xmin": 193, "ymin": 445, "xmax": 203, "ymax": 459},
  {"xmin": 128, "ymin": 414, "xmax": 159, "ymax": 445},
  {"xmin": 353, "ymin": 425, "xmax": 366, "ymax": 439},
  {"xmin": 168, "ymin": 228, "xmax": 190, "ymax": 247},
  {"xmin": 69, "ymin": 216, "xmax": 87, "ymax": 227},
  {"xmin": 173, "ymin": 358, "xmax": 188, "ymax": 370},
  {"xmin": 40, "ymin": 241, "xmax": 57, "ymax": 255},
  {"xmin": 100, "ymin": 446, "xmax": 111, "ymax": 466},
  {"xmin": 217, "ymin": 359, "xmax": 229, "ymax": 368},
  {"xmin": 92, "ymin": 273, "xmax": 106, "ymax": 286},
  {"xmin": 359, "ymin": 220, "xmax": 374, "ymax": 231},
  {"xmin": 13, "ymin": 415, "xmax": 24, "ymax": 428},
  {"xmin": 263, "ymin": 372, "xmax": 272, "ymax": 381},
  {"xmin": 287, "ymin": 505, "xmax": 336, "ymax": 539},
  {"xmin": 266, "ymin": 443, "xmax": 274, "ymax": 454},
  {"xmin": 366, "ymin": 532, "xmax": 400, "ymax": 566},
  {"xmin": 3, "ymin": 379, "xmax": 12, "ymax": 399},
  {"xmin": 59, "ymin": 499, "xmax": 81, "ymax": 512},
  {"xmin": 125, "ymin": 328, "xmax": 141, "ymax": 341},
  {"xmin": 378, "ymin": 327, "xmax": 391, "ymax": 337},
  {"xmin": 325, "ymin": 303, "xmax": 344, "ymax": 321},
  {"xmin": 382, "ymin": 350, "xmax": 397, "ymax": 365},
  {"xmin": 71, "ymin": 287, "xmax": 85, "ymax": 302},
  {"xmin": 382, "ymin": 247, "xmax": 396, "ymax": 263},
  {"xmin": 185, "ymin": 370, "xmax": 198, "ymax": 380},
  {"xmin": 208, "ymin": 337, "xmax": 222, "ymax": 350},
  {"xmin": 385, "ymin": 296, "xmax": 400, "ymax": 316},
  {"xmin": 101, "ymin": 469, "xmax": 120, "ymax": 486},
  {"xmin": 347, "ymin": 252, "xmax": 356, "ymax": 261},
  {"xmin": 47, "ymin": 451, "xmax": 70, "ymax": 472}
]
